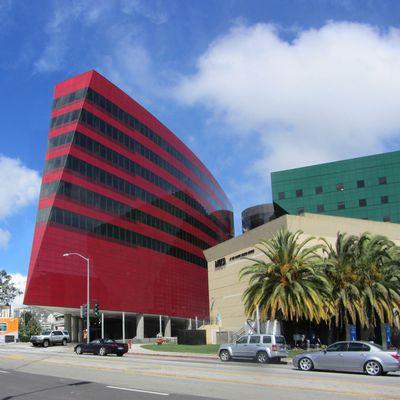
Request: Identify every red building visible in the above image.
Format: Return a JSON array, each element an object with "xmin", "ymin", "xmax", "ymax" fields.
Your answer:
[{"xmin": 25, "ymin": 70, "xmax": 233, "ymax": 340}]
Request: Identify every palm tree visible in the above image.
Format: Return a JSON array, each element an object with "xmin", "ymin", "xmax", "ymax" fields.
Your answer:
[
  {"xmin": 354, "ymin": 233, "xmax": 400, "ymax": 328},
  {"xmin": 240, "ymin": 229, "xmax": 331, "ymax": 324},
  {"xmin": 324, "ymin": 232, "xmax": 400, "ymax": 329},
  {"xmin": 322, "ymin": 233, "xmax": 361, "ymax": 328}
]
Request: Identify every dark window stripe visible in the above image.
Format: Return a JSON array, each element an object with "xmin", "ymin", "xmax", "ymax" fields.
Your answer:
[
  {"xmin": 52, "ymin": 87, "xmax": 231, "ymax": 208},
  {"xmin": 37, "ymin": 207, "xmax": 207, "ymax": 268},
  {"xmin": 43, "ymin": 155, "xmax": 221, "ymax": 241},
  {"xmin": 48, "ymin": 120, "xmax": 231, "ymax": 233},
  {"xmin": 40, "ymin": 180, "xmax": 212, "ymax": 250}
]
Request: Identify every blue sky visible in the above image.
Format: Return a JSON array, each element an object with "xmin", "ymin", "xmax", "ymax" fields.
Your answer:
[{"xmin": 1, "ymin": 0, "xmax": 400, "ymax": 295}]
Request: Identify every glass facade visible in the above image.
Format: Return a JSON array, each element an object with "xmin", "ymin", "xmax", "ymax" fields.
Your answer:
[
  {"xmin": 271, "ymin": 151, "xmax": 400, "ymax": 223},
  {"xmin": 25, "ymin": 70, "xmax": 233, "ymax": 319}
]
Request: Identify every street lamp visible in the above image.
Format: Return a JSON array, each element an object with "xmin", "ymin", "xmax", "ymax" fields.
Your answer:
[{"xmin": 63, "ymin": 252, "xmax": 90, "ymax": 343}]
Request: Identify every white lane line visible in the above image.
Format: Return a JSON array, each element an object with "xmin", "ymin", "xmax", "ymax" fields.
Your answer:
[
  {"xmin": 106, "ymin": 385, "xmax": 169, "ymax": 396},
  {"xmin": 0, "ymin": 370, "xmax": 9, "ymax": 374}
]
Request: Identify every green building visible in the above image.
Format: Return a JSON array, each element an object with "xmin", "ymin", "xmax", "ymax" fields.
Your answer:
[{"xmin": 271, "ymin": 151, "xmax": 400, "ymax": 223}]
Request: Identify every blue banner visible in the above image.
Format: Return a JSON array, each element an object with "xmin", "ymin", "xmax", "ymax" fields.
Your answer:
[
  {"xmin": 349, "ymin": 325, "xmax": 357, "ymax": 341},
  {"xmin": 385, "ymin": 324, "xmax": 391, "ymax": 346}
]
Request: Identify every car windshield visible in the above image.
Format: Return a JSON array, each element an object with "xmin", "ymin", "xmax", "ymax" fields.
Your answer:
[{"xmin": 41, "ymin": 330, "xmax": 51, "ymax": 335}]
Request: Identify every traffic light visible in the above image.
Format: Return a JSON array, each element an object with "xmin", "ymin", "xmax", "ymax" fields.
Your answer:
[
  {"xmin": 80, "ymin": 304, "xmax": 87, "ymax": 318},
  {"xmin": 94, "ymin": 303, "xmax": 100, "ymax": 317}
]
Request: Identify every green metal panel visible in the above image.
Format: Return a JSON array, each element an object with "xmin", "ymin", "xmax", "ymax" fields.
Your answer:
[{"xmin": 271, "ymin": 151, "xmax": 400, "ymax": 223}]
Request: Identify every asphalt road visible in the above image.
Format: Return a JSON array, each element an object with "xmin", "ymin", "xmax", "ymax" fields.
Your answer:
[
  {"xmin": 0, "ymin": 369, "xmax": 211, "ymax": 400},
  {"xmin": 0, "ymin": 344, "xmax": 399, "ymax": 400}
]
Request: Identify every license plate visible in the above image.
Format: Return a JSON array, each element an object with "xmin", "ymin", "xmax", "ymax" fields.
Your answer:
[{"xmin": 118, "ymin": 347, "xmax": 123, "ymax": 350}]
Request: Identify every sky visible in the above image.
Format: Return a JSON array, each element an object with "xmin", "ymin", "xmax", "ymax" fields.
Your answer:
[{"xmin": 0, "ymin": 0, "xmax": 400, "ymax": 303}]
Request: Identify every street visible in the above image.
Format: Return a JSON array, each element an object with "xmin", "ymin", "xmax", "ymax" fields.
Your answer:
[{"xmin": 0, "ymin": 344, "xmax": 399, "ymax": 399}]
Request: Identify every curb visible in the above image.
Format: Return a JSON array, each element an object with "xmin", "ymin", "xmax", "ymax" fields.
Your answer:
[{"xmin": 126, "ymin": 351, "xmax": 218, "ymax": 360}]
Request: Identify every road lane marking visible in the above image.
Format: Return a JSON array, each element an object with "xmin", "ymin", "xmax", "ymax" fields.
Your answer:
[
  {"xmin": 106, "ymin": 385, "xmax": 169, "ymax": 396},
  {"xmin": 0, "ymin": 370, "xmax": 9, "ymax": 373}
]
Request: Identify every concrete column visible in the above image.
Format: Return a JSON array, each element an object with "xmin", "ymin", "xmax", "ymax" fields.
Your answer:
[
  {"xmin": 71, "ymin": 316, "xmax": 78, "ymax": 342},
  {"xmin": 101, "ymin": 313, "xmax": 104, "ymax": 339},
  {"xmin": 78, "ymin": 318, "xmax": 83, "ymax": 343},
  {"xmin": 136, "ymin": 313, "xmax": 144, "ymax": 339},
  {"xmin": 122, "ymin": 312, "xmax": 125, "ymax": 342},
  {"xmin": 186, "ymin": 318, "xmax": 192, "ymax": 330},
  {"xmin": 64, "ymin": 314, "xmax": 71, "ymax": 335},
  {"xmin": 164, "ymin": 317, "xmax": 171, "ymax": 337}
]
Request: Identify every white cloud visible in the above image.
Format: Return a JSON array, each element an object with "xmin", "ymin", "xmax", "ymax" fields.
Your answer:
[
  {"xmin": 175, "ymin": 22, "xmax": 400, "ymax": 178},
  {"xmin": 10, "ymin": 273, "xmax": 26, "ymax": 307},
  {"xmin": 34, "ymin": 0, "xmax": 111, "ymax": 73},
  {"xmin": 0, "ymin": 155, "xmax": 41, "ymax": 221},
  {"xmin": 0, "ymin": 228, "xmax": 10, "ymax": 250}
]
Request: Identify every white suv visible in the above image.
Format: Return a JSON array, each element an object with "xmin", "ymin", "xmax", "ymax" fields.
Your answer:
[{"xmin": 219, "ymin": 334, "xmax": 287, "ymax": 363}]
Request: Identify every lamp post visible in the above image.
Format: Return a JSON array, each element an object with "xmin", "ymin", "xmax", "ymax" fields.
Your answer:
[{"xmin": 63, "ymin": 252, "xmax": 90, "ymax": 343}]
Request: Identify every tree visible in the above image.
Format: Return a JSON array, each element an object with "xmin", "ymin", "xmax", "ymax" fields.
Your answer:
[
  {"xmin": 18, "ymin": 311, "xmax": 42, "ymax": 341},
  {"xmin": 240, "ymin": 230, "xmax": 331, "ymax": 323},
  {"xmin": 322, "ymin": 233, "xmax": 361, "ymax": 328},
  {"xmin": 0, "ymin": 269, "xmax": 22, "ymax": 305},
  {"xmin": 354, "ymin": 234, "xmax": 400, "ymax": 328},
  {"xmin": 324, "ymin": 232, "xmax": 400, "ymax": 329}
]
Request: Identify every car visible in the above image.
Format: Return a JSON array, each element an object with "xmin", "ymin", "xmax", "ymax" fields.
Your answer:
[
  {"xmin": 62, "ymin": 330, "xmax": 70, "ymax": 343},
  {"xmin": 293, "ymin": 341, "xmax": 400, "ymax": 376},
  {"xmin": 30, "ymin": 330, "xmax": 68, "ymax": 347},
  {"xmin": 74, "ymin": 338, "xmax": 128, "ymax": 357},
  {"xmin": 219, "ymin": 334, "xmax": 288, "ymax": 363}
]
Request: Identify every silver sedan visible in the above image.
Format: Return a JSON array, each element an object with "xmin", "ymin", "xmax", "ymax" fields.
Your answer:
[{"xmin": 293, "ymin": 341, "xmax": 400, "ymax": 376}]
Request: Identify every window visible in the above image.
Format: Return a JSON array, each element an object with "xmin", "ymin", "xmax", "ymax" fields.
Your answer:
[
  {"xmin": 336, "ymin": 183, "xmax": 344, "ymax": 191},
  {"xmin": 337, "ymin": 201, "xmax": 345, "ymax": 210},
  {"xmin": 275, "ymin": 336, "xmax": 285, "ymax": 344},
  {"xmin": 327, "ymin": 342, "xmax": 348, "ymax": 352},
  {"xmin": 249, "ymin": 336, "xmax": 261, "ymax": 344},
  {"xmin": 383, "ymin": 215, "xmax": 391, "ymax": 222},
  {"xmin": 0, "ymin": 323, "xmax": 6, "ymax": 332},
  {"xmin": 53, "ymin": 331, "xmax": 63, "ymax": 336},
  {"xmin": 278, "ymin": 192, "xmax": 285, "ymax": 200},
  {"xmin": 315, "ymin": 186, "xmax": 323, "ymax": 195},
  {"xmin": 296, "ymin": 189, "xmax": 303, "ymax": 198},
  {"xmin": 359, "ymin": 199, "xmax": 367, "ymax": 207},
  {"xmin": 348, "ymin": 342, "xmax": 370, "ymax": 352},
  {"xmin": 357, "ymin": 180, "xmax": 365, "ymax": 188},
  {"xmin": 215, "ymin": 258, "xmax": 226, "ymax": 269},
  {"xmin": 317, "ymin": 204, "xmax": 325, "ymax": 213},
  {"xmin": 379, "ymin": 176, "xmax": 387, "ymax": 185},
  {"xmin": 263, "ymin": 336, "xmax": 272, "ymax": 344},
  {"xmin": 381, "ymin": 196, "xmax": 389, "ymax": 204},
  {"xmin": 297, "ymin": 207, "xmax": 304, "ymax": 215},
  {"xmin": 236, "ymin": 336, "xmax": 248, "ymax": 344}
]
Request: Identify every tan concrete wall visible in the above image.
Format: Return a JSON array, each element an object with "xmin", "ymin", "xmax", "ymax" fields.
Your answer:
[{"xmin": 205, "ymin": 213, "xmax": 400, "ymax": 333}]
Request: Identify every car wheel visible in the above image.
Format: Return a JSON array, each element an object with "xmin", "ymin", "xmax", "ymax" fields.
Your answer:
[
  {"xmin": 256, "ymin": 351, "xmax": 269, "ymax": 364},
  {"xmin": 219, "ymin": 350, "xmax": 231, "ymax": 362},
  {"xmin": 75, "ymin": 346, "xmax": 83, "ymax": 355},
  {"xmin": 43, "ymin": 340, "xmax": 49, "ymax": 348},
  {"xmin": 98, "ymin": 346, "xmax": 107, "ymax": 356},
  {"xmin": 364, "ymin": 360, "xmax": 382, "ymax": 376},
  {"xmin": 62, "ymin": 339, "xmax": 67, "ymax": 346},
  {"xmin": 298, "ymin": 357, "xmax": 314, "ymax": 371},
  {"xmin": 117, "ymin": 353, "xmax": 123, "ymax": 357}
]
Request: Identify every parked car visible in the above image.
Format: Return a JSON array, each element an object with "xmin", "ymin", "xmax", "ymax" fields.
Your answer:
[
  {"xmin": 30, "ymin": 330, "xmax": 68, "ymax": 347},
  {"xmin": 74, "ymin": 338, "xmax": 128, "ymax": 357},
  {"xmin": 293, "ymin": 341, "xmax": 400, "ymax": 376},
  {"xmin": 219, "ymin": 334, "xmax": 287, "ymax": 363},
  {"xmin": 62, "ymin": 330, "xmax": 70, "ymax": 343}
]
